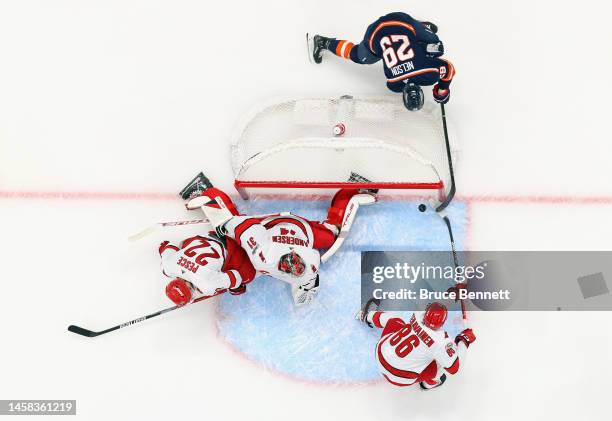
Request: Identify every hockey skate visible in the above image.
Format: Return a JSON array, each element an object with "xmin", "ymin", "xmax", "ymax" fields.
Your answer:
[
  {"xmin": 306, "ymin": 33, "xmax": 335, "ymax": 64},
  {"xmin": 179, "ymin": 172, "xmax": 213, "ymax": 201},
  {"xmin": 228, "ymin": 284, "xmax": 247, "ymax": 296},
  {"xmin": 349, "ymin": 172, "xmax": 379, "ymax": 195}
]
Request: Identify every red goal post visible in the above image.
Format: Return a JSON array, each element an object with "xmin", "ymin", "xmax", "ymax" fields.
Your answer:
[{"xmin": 230, "ymin": 95, "xmax": 457, "ymax": 205}]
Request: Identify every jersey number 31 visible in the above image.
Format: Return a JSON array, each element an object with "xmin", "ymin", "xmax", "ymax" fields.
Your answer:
[{"xmin": 380, "ymin": 35, "xmax": 414, "ymax": 68}]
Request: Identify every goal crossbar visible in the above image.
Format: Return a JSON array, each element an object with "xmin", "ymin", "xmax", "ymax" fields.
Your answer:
[{"xmin": 235, "ymin": 180, "xmax": 445, "ymax": 200}]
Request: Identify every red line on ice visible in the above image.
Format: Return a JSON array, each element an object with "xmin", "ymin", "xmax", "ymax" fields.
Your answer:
[
  {"xmin": 3, "ymin": 190, "xmax": 612, "ymax": 205},
  {"xmin": 0, "ymin": 190, "xmax": 175, "ymax": 200}
]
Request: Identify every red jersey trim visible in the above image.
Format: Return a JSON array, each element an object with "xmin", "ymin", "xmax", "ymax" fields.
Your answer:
[
  {"xmin": 234, "ymin": 218, "xmax": 264, "ymax": 247},
  {"xmin": 263, "ymin": 216, "xmax": 309, "ymax": 239},
  {"xmin": 444, "ymin": 357, "xmax": 460, "ymax": 374},
  {"xmin": 382, "ymin": 374, "xmax": 415, "ymax": 387},
  {"xmin": 376, "ymin": 336, "xmax": 420, "ymax": 380},
  {"xmin": 159, "ymin": 243, "xmax": 179, "ymax": 255},
  {"xmin": 372, "ymin": 311, "xmax": 384, "ymax": 328},
  {"xmin": 227, "ymin": 270, "xmax": 238, "ymax": 289}
]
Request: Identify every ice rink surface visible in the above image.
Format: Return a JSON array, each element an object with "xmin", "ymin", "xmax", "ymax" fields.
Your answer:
[
  {"xmin": 1, "ymin": 1, "xmax": 612, "ymax": 420},
  {"xmin": 217, "ymin": 199, "xmax": 466, "ymax": 384}
]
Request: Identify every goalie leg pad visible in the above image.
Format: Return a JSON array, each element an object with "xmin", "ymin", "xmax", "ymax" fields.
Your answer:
[
  {"xmin": 186, "ymin": 187, "xmax": 239, "ymax": 228},
  {"xmin": 326, "ymin": 188, "xmax": 376, "ymax": 226}
]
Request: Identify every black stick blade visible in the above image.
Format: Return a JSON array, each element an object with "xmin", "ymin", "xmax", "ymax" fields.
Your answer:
[{"xmin": 67, "ymin": 325, "xmax": 99, "ymax": 337}]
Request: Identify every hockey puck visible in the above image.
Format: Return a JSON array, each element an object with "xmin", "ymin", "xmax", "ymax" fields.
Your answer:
[
  {"xmin": 333, "ymin": 123, "xmax": 346, "ymax": 136},
  {"xmin": 418, "ymin": 204, "xmax": 427, "ymax": 212}
]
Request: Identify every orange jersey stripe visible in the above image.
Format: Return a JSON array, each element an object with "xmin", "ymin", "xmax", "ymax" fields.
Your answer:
[
  {"xmin": 440, "ymin": 60, "xmax": 456, "ymax": 82},
  {"xmin": 342, "ymin": 42, "xmax": 354, "ymax": 59},
  {"xmin": 335, "ymin": 40, "xmax": 346, "ymax": 57},
  {"xmin": 369, "ymin": 21, "xmax": 416, "ymax": 53},
  {"xmin": 386, "ymin": 68, "xmax": 439, "ymax": 83}
]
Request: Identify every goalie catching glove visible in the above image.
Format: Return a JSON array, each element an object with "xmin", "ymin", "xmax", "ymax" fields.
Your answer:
[{"xmin": 291, "ymin": 275, "xmax": 320, "ymax": 306}]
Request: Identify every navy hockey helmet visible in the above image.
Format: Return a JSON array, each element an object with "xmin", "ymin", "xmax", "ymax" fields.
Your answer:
[{"xmin": 402, "ymin": 83, "xmax": 424, "ymax": 112}]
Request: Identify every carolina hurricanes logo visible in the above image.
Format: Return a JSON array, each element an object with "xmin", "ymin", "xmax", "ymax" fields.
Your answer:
[
  {"xmin": 439, "ymin": 66, "xmax": 447, "ymax": 79},
  {"xmin": 280, "ymin": 228, "xmax": 296, "ymax": 236}
]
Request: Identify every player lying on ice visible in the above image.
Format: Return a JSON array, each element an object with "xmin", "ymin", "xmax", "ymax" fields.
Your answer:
[
  {"xmin": 356, "ymin": 300, "xmax": 476, "ymax": 390},
  {"xmin": 177, "ymin": 172, "xmax": 376, "ymax": 306},
  {"xmin": 308, "ymin": 12, "xmax": 455, "ymax": 111},
  {"xmin": 159, "ymin": 231, "xmax": 257, "ymax": 306}
]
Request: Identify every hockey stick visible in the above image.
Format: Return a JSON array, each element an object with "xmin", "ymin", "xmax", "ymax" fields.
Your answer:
[
  {"xmin": 438, "ymin": 211, "xmax": 467, "ymax": 320},
  {"xmin": 435, "ymin": 103, "xmax": 456, "ymax": 213},
  {"xmin": 128, "ymin": 218, "xmax": 211, "ymax": 242},
  {"xmin": 67, "ymin": 289, "xmax": 225, "ymax": 338},
  {"xmin": 428, "ymin": 104, "xmax": 466, "ymax": 319}
]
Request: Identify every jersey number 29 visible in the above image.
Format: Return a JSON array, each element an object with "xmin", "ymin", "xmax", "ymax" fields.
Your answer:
[{"xmin": 380, "ymin": 35, "xmax": 414, "ymax": 68}]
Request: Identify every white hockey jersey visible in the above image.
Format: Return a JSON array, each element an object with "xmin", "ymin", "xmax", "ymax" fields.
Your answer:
[
  {"xmin": 159, "ymin": 234, "xmax": 255, "ymax": 296},
  {"xmin": 223, "ymin": 214, "xmax": 324, "ymax": 287},
  {"xmin": 370, "ymin": 311, "xmax": 466, "ymax": 386}
]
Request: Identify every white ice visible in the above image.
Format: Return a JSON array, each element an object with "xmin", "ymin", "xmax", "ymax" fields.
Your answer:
[{"xmin": 1, "ymin": 1, "xmax": 611, "ymax": 421}]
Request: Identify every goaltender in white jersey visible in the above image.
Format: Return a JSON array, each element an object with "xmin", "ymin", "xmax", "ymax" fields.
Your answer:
[
  {"xmin": 179, "ymin": 173, "xmax": 375, "ymax": 306},
  {"xmin": 223, "ymin": 213, "xmax": 324, "ymax": 300},
  {"xmin": 357, "ymin": 301, "xmax": 476, "ymax": 389}
]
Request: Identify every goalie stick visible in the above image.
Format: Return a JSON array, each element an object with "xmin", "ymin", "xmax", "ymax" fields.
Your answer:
[
  {"xmin": 128, "ymin": 172, "xmax": 216, "ymax": 241},
  {"xmin": 128, "ymin": 218, "xmax": 211, "ymax": 242},
  {"xmin": 67, "ymin": 289, "xmax": 225, "ymax": 338}
]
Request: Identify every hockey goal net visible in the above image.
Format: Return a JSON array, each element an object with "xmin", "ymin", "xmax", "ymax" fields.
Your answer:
[{"xmin": 230, "ymin": 95, "xmax": 457, "ymax": 206}]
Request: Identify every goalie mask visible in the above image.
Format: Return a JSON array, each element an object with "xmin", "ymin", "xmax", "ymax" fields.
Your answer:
[
  {"xmin": 422, "ymin": 302, "xmax": 448, "ymax": 330},
  {"xmin": 278, "ymin": 250, "xmax": 306, "ymax": 277},
  {"xmin": 402, "ymin": 82, "xmax": 424, "ymax": 112}
]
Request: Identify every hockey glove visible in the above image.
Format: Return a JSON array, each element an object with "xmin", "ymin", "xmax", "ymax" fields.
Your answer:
[
  {"xmin": 433, "ymin": 84, "xmax": 450, "ymax": 104},
  {"xmin": 355, "ymin": 298, "xmax": 381, "ymax": 328},
  {"xmin": 291, "ymin": 275, "xmax": 320, "ymax": 306},
  {"xmin": 446, "ymin": 282, "xmax": 467, "ymax": 301},
  {"xmin": 455, "ymin": 328, "xmax": 476, "ymax": 348},
  {"xmin": 215, "ymin": 223, "xmax": 228, "ymax": 239},
  {"xmin": 425, "ymin": 41, "xmax": 444, "ymax": 57}
]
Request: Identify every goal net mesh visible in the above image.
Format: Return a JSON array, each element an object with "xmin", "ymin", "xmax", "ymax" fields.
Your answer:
[{"xmin": 230, "ymin": 95, "xmax": 457, "ymax": 201}]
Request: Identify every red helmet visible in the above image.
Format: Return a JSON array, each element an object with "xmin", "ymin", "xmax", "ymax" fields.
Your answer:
[
  {"xmin": 278, "ymin": 250, "xmax": 306, "ymax": 277},
  {"xmin": 423, "ymin": 302, "xmax": 448, "ymax": 330}
]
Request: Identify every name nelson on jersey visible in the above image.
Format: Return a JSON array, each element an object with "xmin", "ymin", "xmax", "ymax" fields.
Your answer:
[{"xmin": 389, "ymin": 60, "xmax": 415, "ymax": 76}]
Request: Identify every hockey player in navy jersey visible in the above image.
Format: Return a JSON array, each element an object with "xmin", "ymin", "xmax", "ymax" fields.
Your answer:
[{"xmin": 309, "ymin": 12, "xmax": 455, "ymax": 111}]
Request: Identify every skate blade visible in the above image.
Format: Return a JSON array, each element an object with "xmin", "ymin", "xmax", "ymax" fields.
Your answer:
[{"xmin": 306, "ymin": 33, "xmax": 314, "ymax": 64}]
